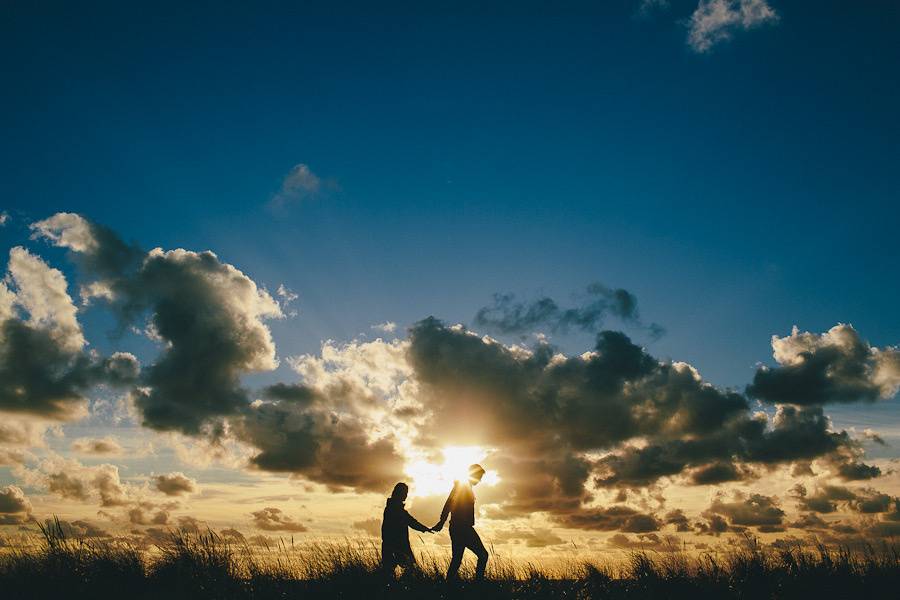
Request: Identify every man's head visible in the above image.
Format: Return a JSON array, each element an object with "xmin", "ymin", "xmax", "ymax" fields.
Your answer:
[
  {"xmin": 468, "ymin": 464, "xmax": 486, "ymax": 486},
  {"xmin": 390, "ymin": 482, "xmax": 409, "ymax": 502}
]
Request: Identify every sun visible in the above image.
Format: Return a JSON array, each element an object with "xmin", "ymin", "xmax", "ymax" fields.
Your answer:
[{"xmin": 404, "ymin": 446, "xmax": 500, "ymax": 497}]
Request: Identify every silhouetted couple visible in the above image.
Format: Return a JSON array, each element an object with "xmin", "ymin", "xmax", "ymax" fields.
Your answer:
[{"xmin": 381, "ymin": 463, "xmax": 488, "ymax": 580}]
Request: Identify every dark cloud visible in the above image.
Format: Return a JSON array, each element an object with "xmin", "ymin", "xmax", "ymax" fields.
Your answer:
[
  {"xmin": 748, "ymin": 325, "xmax": 900, "ymax": 406},
  {"xmin": 0, "ymin": 485, "xmax": 31, "ymax": 520},
  {"xmin": 129, "ymin": 248, "xmax": 281, "ymax": 433},
  {"xmin": 593, "ymin": 405, "xmax": 876, "ymax": 489},
  {"xmin": 0, "ymin": 246, "xmax": 139, "ymax": 420},
  {"xmin": 607, "ymin": 532, "xmax": 681, "ymax": 552},
  {"xmin": 32, "ymin": 214, "xmax": 282, "ymax": 435},
  {"xmin": 555, "ymin": 505, "xmax": 660, "ymax": 532},
  {"xmin": 689, "ymin": 462, "xmax": 750, "ymax": 485},
  {"xmin": 22, "ymin": 214, "xmax": 894, "ymax": 525},
  {"xmin": 663, "ymin": 509, "xmax": 692, "ymax": 532},
  {"xmin": 154, "ymin": 472, "xmax": 198, "ymax": 496},
  {"xmin": 32, "ymin": 213, "xmax": 404, "ymax": 493},
  {"xmin": 492, "ymin": 527, "xmax": 565, "ymax": 548},
  {"xmin": 405, "ymin": 317, "xmax": 883, "ymax": 523},
  {"xmin": 251, "ymin": 507, "xmax": 308, "ymax": 532},
  {"xmin": 236, "ymin": 384, "xmax": 405, "ymax": 492},
  {"xmin": 474, "ymin": 283, "xmax": 664, "ymax": 338},
  {"xmin": 793, "ymin": 483, "xmax": 899, "ymax": 517},
  {"xmin": 704, "ymin": 493, "xmax": 785, "ymax": 528}
]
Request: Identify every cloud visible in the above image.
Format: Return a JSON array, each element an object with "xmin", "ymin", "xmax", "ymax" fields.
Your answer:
[
  {"xmin": 250, "ymin": 507, "xmax": 308, "ymax": 532},
  {"xmin": 269, "ymin": 164, "xmax": 322, "ymax": 208},
  {"xmin": 0, "ymin": 416, "xmax": 52, "ymax": 447},
  {"xmin": 237, "ymin": 385, "xmax": 406, "ymax": 492},
  {"xmin": 688, "ymin": 462, "xmax": 752, "ymax": 485},
  {"xmin": 32, "ymin": 213, "xmax": 282, "ymax": 434},
  {"xmin": 128, "ymin": 506, "xmax": 169, "ymax": 526},
  {"xmin": 219, "ymin": 528, "xmax": 247, "ymax": 543},
  {"xmin": 44, "ymin": 518, "xmax": 110, "ymax": 538},
  {"xmin": 554, "ymin": 505, "xmax": 660, "ymax": 533},
  {"xmin": 405, "ymin": 318, "xmax": 883, "ymax": 525},
  {"xmin": 474, "ymin": 283, "xmax": 664, "ymax": 339},
  {"xmin": 492, "ymin": 527, "xmax": 566, "ymax": 548},
  {"xmin": 276, "ymin": 284, "xmax": 299, "ymax": 317},
  {"xmin": 71, "ymin": 437, "xmax": 124, "ymax": 455},
  {"xmin": 703, "ymin": 492, "xmax": 785, "ymax": 531},
  {"xmin": 792, "ymin": 483, "xmax": 899, "ymax": 517},
  {"xmin": 29, "ymin": 457, "xmax": 133, "ymax": 508},
  {"xmin": 687, "ymin": 0, "xmax": 779, "ymax": 53},
  {"xmin": 47, "ymin": 471, "xmax": 90, "ymax": 500},
  {"xmin": 862, "ymin": 429, "xmax": 889, "ymax": 446},
  {"xmin": 0, "ymin": 248, "xmax": 119, "ymax": 420},
  {"xmin": 352, "ymin": 517, "xmax": 380, "ymax": 537},
  {"xmin": 663, "ymin": 509, "xmax": 692, "ymax": 532},
  {"xmin": 20, "ymin": 212, "xmax": 892, "ymax": 530},
  {"xmin": 0, "ymin": 485, "xmax": 32, "ymax": 524},
  {"xmin": 372, "ymin": 321, "xmax": 397, "ymax": 333},
  {"xmin": 6, "ymin": 245, "xmax": 84, "ymax": 353},
  {"xmin": 607, "ymin": 532, "xmax": 681, "ymax": 552},
  {"xmin": 154, "ymin": 472, "xmax": 198, "ymax": 496},
  {"xmin": 0, "ymin": 212, "xmax": 7, "ymax": 226},
  {"xmin": 748, "ymin": 324, "xmax": 900, "ymax": 406}
]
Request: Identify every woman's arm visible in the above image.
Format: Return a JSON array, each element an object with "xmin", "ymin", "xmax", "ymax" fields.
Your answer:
[{"xmin": 405, "ymin": 510, "xmax": 430, "ymax": 533}]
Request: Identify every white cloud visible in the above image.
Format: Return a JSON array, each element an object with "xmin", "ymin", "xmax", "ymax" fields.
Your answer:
[
  {"xmin": 276, "ymin": 284, "xmax": 299, "ymax": 317},
  {"xmin": 269, "ymin": 163, "xmax": 322, "ymax": 208},
  {"xmin": 30, "ymin": 212, "xmax": 99, "ymax": 253},
  {"xmin": 372, "ymin": 321, "xmax": 397, "ymax": 333},
  {"xmin": 687, "ymin": 0, "xmax": 778, "ymax": 53},
  {"xmin": 0, "ymin": 212, "xmax": 8, "ymax": 226},
  {"xmin": 6, "ymin": 246, "xmax": 85, "ymax": 352}
]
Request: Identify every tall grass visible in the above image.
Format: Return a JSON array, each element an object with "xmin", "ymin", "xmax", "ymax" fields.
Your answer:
[{"xmin": 0, "ymin": 519, "xmax": 897, "ymax": 599}]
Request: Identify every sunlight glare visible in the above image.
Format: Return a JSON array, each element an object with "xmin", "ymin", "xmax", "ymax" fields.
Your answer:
[{"xmin": 404, "ymin": 445, "xmax": 500, "ymax": 497}]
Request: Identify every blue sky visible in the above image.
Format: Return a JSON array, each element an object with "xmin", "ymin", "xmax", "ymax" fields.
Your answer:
[
  {"xmin": 3, "ymin": 1, "xmax": 898, "ymax": 384},
  {"xmin": 1, "ymin": 1, "xmax": 899, "ymax": 546}
]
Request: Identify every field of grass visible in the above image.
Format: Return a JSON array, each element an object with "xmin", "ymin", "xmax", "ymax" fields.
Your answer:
[{"xmin": 0, "ymin": 519, "xmax": 897, "ymax": 599}]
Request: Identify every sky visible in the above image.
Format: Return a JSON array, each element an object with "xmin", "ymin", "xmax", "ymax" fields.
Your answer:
[{"xmin": 0, "ymin": 1, "xmax": 899, "ymax": 559}]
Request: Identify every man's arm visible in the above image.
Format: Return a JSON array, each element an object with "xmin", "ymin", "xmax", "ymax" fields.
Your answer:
[{"xmin": 432, "ymin": 482, "xmax": 457, "ymax": 531}]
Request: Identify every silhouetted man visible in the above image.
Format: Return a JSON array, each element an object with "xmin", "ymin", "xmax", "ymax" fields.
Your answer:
[
  {"xmin": 381, "ymin": 482, "xmax": 431, "ymax": 574},
  {"xmin": 433, "ymin": 463, "xmax": 488, "ymax": 580}
]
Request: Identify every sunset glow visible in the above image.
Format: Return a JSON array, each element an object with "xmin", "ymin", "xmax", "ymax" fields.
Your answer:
[{"xmin": 404, "ymin": 446, "xmax": 500, "ymax": 497}]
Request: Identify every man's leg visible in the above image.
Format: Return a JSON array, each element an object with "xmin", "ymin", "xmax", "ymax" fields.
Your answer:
[
  {"xmin": 447, "ymin": 529, "xmax": 465, "ymax": 580},
  {"xmin": 465, "ymin": 529, "xmax": 489, "ymax": 580}
]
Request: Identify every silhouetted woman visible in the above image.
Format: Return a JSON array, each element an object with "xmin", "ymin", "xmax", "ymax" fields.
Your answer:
[
  {"xmin": 381, "ymin": 482, "xmax": 431, "ymax": 573},
  {"xmin": 432, "ymin": 464, "xmax": 488, "ymax": 580}
]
